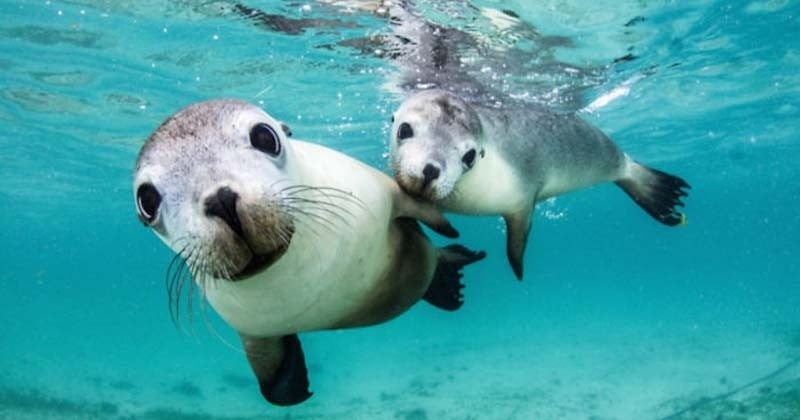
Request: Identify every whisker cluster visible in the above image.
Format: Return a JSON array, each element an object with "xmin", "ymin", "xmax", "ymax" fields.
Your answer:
[
  {"xmin": 276, "ymin": 184, "xmax": 364, "ymax": 236},
  {"xmin": 165, "ymin": 236, "xmax": 230, "ymax": 335}
]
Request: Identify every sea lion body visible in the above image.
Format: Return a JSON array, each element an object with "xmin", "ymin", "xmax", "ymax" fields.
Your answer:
[
  {"xmin": 390, "ymin": 89, "xmax": 690, "ymax": 279},
  {"xmin": 205, "ymin": 139, "xmax": 436, "ymax": 337},
  {"xmin": 447, "ymin": 101, "xmax": 638, "ymax": 210},
  {"xmin": 133, "ymin": 99, "xmax": 483, "ymax": 406}
]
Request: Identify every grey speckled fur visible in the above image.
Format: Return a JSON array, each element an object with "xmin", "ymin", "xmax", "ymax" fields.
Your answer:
[{"xmin": 479, "ymin": 102, "xmax": 625, "ymax": 196}]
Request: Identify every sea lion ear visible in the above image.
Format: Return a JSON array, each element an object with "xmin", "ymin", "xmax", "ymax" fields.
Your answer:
[
  {"xmin": 280, "ymin": 123, "xmax": 292, "ymax": 137},
  {"xmin": 390, "ymin": 182, "xmax": 459, "ymax": 238}
]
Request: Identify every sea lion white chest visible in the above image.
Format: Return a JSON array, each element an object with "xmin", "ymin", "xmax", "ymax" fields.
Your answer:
[
  {"xmin": 205, "ymin": 140, "xmax": 398, "ymax": 336},
  {"xmin": 132, "ymin": 99, "xmax": 483, "ymax": 406},
  {"xmin": 390, "ymin": 89, "xmax": 690, "ymax": 280}
]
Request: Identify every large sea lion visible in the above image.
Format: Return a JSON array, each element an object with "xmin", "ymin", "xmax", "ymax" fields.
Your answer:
[{"xmin": 133, "ymin": 99, "xmax": 484, "ymax": 405}]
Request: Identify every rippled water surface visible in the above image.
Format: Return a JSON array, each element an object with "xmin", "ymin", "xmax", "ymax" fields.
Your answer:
[{"xmin": 1, "ymin": 1, "xmax": 799, "ymax": 419}]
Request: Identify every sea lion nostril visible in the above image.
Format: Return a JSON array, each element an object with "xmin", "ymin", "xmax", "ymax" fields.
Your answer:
[
  {"xmin": 421, "ymin": 164, "xmax": 440, "ymax": 190},
  {"xmin": 204, "ymin": 187, "xmax": 245, "ymax": 238},
  {"xmin": 423, "ymin": 163, "xmax": 440, "ymax": 181}
]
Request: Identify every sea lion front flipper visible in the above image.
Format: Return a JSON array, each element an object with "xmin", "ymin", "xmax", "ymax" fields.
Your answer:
[
  {"xmin": 240, "ymin": 333, "xmax": 312, "ymax": 406},
  {"xmin": 391, "ymin": 185, "xmax": 459, "ymax": 238},
  {"xmin": 424, "ymin": 244, "xmax": 487, "ymax": 311},
  {"xmin": 503, "ymin": 204, "xmax": 534, "ymax": 281}
]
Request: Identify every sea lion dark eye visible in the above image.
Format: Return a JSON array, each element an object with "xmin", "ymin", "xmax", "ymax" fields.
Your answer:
[
  {"xmin": 397, "ymin": 122, "xmax": 414, "ymax": 141},
  {"xmin": 462, "ymin": 149, "xmax": 476, "ymax": 168},
  {"xmin": 136, "ymin": 182, "xmax": 161, "ymax": 225},
  {"xmin": 250, "ymin": 123, "xmax": 282, "ymax": 156}
]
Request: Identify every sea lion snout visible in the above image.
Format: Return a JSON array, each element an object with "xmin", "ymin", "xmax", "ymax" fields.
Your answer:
[
  {"xmin": 396, "ymin": 160, "xmax": 449, "ymax": 201},
  {"xmin": 421, "ymin": 163, "xmax": 441, "ymax": 189},
  {"xmin": 201, "ymin": 185, "xmax": 294, "ymax": 280},
  {"xmin": 204, "ymin": 186, "xmax": 245, "ymax": 238}
]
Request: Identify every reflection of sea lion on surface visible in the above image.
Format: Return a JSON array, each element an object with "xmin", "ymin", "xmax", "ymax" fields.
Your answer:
[{"xmin": 133, "ymin": 99, "xmax": 484, "ymax": 406}]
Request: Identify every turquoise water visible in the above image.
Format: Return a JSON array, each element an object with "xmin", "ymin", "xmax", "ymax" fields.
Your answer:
[{"xmin": 1, "ymin": 0, "xmax": 799, "ymax": 419}]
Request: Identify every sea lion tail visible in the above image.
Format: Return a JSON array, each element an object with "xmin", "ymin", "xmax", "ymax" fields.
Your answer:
[
  {"xmin": 615, "ymin": 160, "xmax": 690, "ymax": 226},
  {"xmin": 423, "ymin": 245, "xmax": 486, "ymax": 311}
]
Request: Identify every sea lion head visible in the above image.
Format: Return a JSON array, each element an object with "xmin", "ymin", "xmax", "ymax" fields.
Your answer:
[
  {"xmin": 390, "ymin": 89, "xmax": 485, "ymax": 201},
  {"xmin": 133, "ymin": 99, "xmax": 297, "ymax": 283}
]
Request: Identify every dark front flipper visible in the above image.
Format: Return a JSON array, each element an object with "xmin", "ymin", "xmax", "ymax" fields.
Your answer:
[
  {"xmin": 615, "ymin": 162, "xmax": 690, "ymax": 226},
  {"xmin": 424, "ymin": 244, "xmax": 486, "ymax": 311},
  {"xmin": 240, "ymin": 334, "xmax": 312, "ymax": 406},
  {"xmin": 503, "ymin": 204, "xmax": 534, "ymax": 281}
]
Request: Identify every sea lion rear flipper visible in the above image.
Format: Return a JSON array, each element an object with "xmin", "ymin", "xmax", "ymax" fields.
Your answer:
[
  {"xmin": 424, "ymin": 245, "xmax": 486, "ymax": 311},
  {"xmin": 391, "ymin": 186, "xmax": 459, "ymax": 238},
  {"xmin": 504, "ymin": 204, "xmax": 534, "ymax": 281},
  {"xmin": 615, "ymin": 161, "xmax": 690, "ymax": 226},
  {"xmin": 240, "ymin": 333, "xmax": 312, "ymax": 406}
]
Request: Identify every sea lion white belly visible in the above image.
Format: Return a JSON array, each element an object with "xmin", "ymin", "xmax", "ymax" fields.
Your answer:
[
  {"xmin": 133, "ymin": 99, "xmax": 484, "ymax": 406},
  {"xmin": 390, "ymin": 89, "xmax": 690, "ymax": 280}
]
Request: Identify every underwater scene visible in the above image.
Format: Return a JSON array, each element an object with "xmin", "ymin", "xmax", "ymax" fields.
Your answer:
[{"xmin": 1, "ymin": 0, "xmax": 799, "ymax": 419}]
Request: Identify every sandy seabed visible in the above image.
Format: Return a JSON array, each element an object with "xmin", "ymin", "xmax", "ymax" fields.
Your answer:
[{"xmin": 2, "ymin": 321, "xmax": 799, "ymax": 420}]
